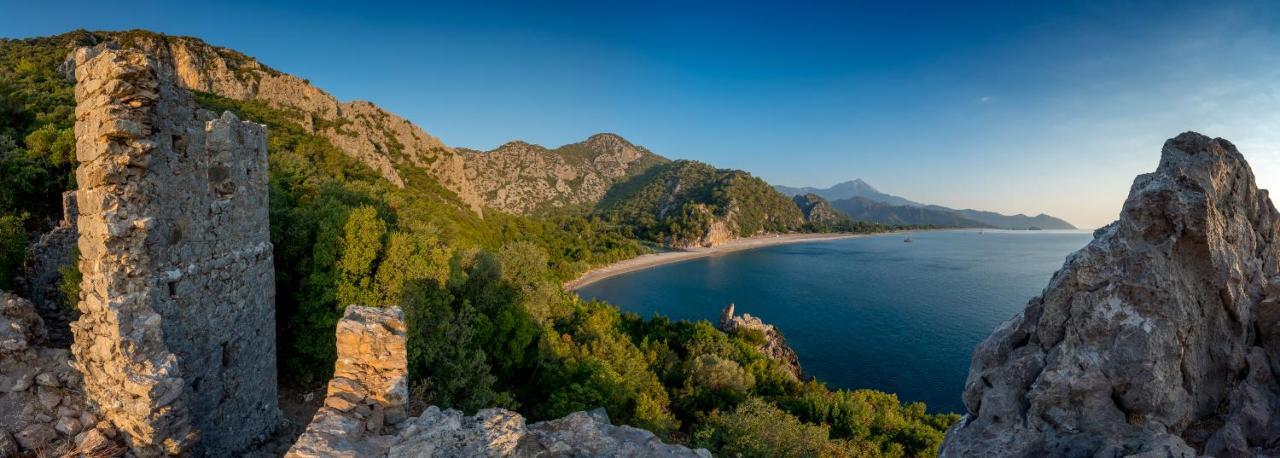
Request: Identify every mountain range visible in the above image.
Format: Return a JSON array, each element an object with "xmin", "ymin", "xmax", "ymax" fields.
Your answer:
[{"xmin": 775, "ymin": 180, "xmax": 1076, "ymax": 229}]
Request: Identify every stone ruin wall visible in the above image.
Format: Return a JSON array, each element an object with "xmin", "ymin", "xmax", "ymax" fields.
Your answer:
[
  {"xmin": 69, "ymin": 47, "xmax": 278, "ymax": 455},
  {"xmin": 287, "ymin": 306, "xmax": 409, "ymax": 457}
]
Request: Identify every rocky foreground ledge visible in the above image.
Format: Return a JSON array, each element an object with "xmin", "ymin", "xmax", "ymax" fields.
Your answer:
[
  {"xmin": 288, "ymin": 306, "xmax": 709, "ymax": 457},
  {"xmin": 941, "ymin": 132, "xmax": 1280, "ymax": 457}
]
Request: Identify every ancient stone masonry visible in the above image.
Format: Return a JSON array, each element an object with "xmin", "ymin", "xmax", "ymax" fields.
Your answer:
[
  {"xmin": 0, "ymin": 290, "xmax": 126, "ymax": 456},
  {"xmin": 288, "ymin": 306, "xmax": 409, "ymax": 457},
  {"xmin": 70, "ymin": 46, "xmax": 279, "ymax": 455},
  {"xmin": 290, "ymin": 305, "xmax": 710, "ymax": 457},
  {"xmin": 941, "ymin": 132, "xmax": 1280, "ymax": 457}
]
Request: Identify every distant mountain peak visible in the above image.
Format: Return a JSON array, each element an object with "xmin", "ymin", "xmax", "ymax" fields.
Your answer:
[
  {"xmin": 585, "ymin": 132, "xmax": 629, "ymax": 143},
  {"xmin": 834, "ymin": 178, "xmax": 879, "ymax": 192},
  {"xmin": 775, "ymin": 179, "xmax": 920, "ymax": 208}
]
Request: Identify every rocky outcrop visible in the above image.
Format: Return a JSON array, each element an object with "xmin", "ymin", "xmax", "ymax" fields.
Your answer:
[
  {"xmin": 461, "ymin": 133, "xmax": 667, "ymax": 214},
  {"xmin": 291, "ymin": 305, "xmax": 708, "ymax": 457},
  {"xmin": 70, "ymin": 46, "xmax": 279, "ymax": 455},
  {"xmin": 941, "ymin": 132, "xmax": 1280, "ymax": 457},
  {"xmin": 0, "ymin": 291, "xmax": 126, "ymax": 457},
  {"xmin": 662, "ymin": 204, "xmax": 738, "ymax": 249},
  {"xmin": 719, "ymin": 304, "xmax": 804, "ymax": 380},
  {"xmin": 390, "ymin": 406, "xmax": 711, "ymax": 457},
  {"xmin": 792, "ymin": 193, "xmax": 846, "ymax": 226},
  {"xmin": 63, "ymin": 31, "xmax": 482, "ymax": 211}
]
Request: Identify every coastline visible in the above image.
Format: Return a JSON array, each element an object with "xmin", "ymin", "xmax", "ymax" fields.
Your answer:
[{"xmin": 565, "ymin": 231, "xmax": 907, "ymax": 291}]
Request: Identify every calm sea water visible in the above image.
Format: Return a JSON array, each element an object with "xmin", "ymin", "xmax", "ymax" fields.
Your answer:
[{"xmin": 576, "ymin": 229, "xmax": 1094, "ymax": 414}]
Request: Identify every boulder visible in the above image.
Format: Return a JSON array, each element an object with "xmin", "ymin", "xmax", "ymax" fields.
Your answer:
[{"xmin": 941, "ymin": 132, "xmax": 1280, "ymax": 457}]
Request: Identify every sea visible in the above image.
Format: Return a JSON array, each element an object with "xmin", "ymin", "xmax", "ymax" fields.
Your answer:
[{"xmin": 574, "ymin": 229, "xmax": 1095, "ymax": 414}]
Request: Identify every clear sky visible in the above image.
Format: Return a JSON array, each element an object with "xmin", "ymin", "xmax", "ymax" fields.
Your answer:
[{"xmin": 4, "ymin": 0, "xmax": 1279, "ymax": 228}]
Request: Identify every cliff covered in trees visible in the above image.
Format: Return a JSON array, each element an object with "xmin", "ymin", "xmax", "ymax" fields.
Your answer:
[{"xmin": 595, "ymin": 160, "xmax": 809, "ymax": 247}]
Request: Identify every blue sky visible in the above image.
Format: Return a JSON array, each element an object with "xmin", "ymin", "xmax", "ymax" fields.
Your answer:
[{"xmin": 4, "ymin": 0, "xmax": 1279, "ymax": 228}]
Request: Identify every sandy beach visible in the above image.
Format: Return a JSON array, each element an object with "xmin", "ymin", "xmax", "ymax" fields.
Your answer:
[{"xmin": 565, "ymin": 231, "xmax": 904, "ymax": 290}]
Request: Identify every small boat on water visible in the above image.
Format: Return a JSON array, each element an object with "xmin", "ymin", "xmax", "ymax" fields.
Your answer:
[{"xmin": 903, "ymin": 238, "xmax": 913, "ymax": 243}]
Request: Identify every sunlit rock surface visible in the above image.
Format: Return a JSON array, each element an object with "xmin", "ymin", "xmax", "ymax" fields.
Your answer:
[{"xmin": 942, "ymin": 132, "xmax": 1280, "ymax": 457}]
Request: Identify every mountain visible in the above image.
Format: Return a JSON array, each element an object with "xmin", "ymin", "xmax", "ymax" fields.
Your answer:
[
  {"xmin": 596, "ymin": 160, "xmax": 804, "ymax": 247},
  {"xmin": 792, "ymin": 193, "xmax": 848, "ymax": 227},
  {"xmin": 780, "ymin": 179, "xmax": 1076, "ymax": 229},
  {"xmin": 928, "ymin": 207, "xmax": 1076, "ymax": 230},
  {"xmin": 459, "ymin": 134, "xmax": 668, "ymax": 214},
  {"xmin": 775, "ymin": 179, "xmax": 921, "ymax": 207},
  {"xmin": 829, "ymin": 197, "xmax": 992, "ymax": 228},
  {"xmin": 943, "ymin": 133, "xmax": 1280, "ymax": 457}
]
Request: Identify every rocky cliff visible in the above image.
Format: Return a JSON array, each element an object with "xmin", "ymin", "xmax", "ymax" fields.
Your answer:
[
  {"xmin": 792, "ymin": 193, "xmax": 848, "ymax": 227},
  {"xmin": 941, "ymin": 132, "xmax": 1280, "ymax": 457},
  {"xmin": 460, "ymin": 133, "xmax": 667, "ymax": 214},
  {"xmin": 60, "ymin": 31, "xmax": 480, "ymax": 210}
]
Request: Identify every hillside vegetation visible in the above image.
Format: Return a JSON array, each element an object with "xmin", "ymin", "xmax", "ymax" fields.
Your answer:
[
  {"xmin": 595, "ymin": 160, "xmax": 812, "ymax": 247},
  {"xmin": 0, "ymin": 30, "xmax": 958, "ymax": 457}
]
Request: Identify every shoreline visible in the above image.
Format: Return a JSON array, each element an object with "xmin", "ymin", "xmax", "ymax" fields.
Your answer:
[{"xmin": 565, "ymin": 231, "xmax": 911, "ymax": 291}]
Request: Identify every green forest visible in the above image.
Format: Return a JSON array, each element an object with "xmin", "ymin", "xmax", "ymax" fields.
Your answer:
[{"xmin": 0, "ymin": 31, "xmax": 958, "ymax": 457}]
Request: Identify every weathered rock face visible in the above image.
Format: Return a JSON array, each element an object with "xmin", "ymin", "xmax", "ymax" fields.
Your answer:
[
  {"xmin": 792, "ymin": 193, "xmax": 844, "ymax": 225},
  {"xmin": 941, "ymin": 132, "xmax": 1280, "ymax": 457},
  {"xmin": 0, "ymin": 291, "xmax": 126, "ymax": 456},
  {"xmin": 64, "ymin": 32, "xmax": 482, "ymax": 212},
  {"xmin": 291, "ymin": 305, "xmax": 708, "ymax": 457},
  {"xmin": 70, "ymin": 47, "xmax": 279, "ymax": 455},
  {"xmin": 461, "ymin": 133, "xmax": 668, "ymax": 214},
  {"xmin": 389, "ymin": 407, "xmax": 711, "ymax": 457},
  {"xmin": 719, "ymin": 304, "xmax": 804, "ymax": 380}
]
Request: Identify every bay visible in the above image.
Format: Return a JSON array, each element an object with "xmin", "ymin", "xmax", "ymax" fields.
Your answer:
[{"xmin": 575, "ymin": 229, "xmax": 1094, "ymax": 414}]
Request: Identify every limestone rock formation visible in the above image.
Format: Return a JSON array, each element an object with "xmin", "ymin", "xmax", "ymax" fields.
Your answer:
[
  {"xmin": 385, "ymin": 406, "xmax": 710, "ymax": 457},
  {"xmin": 719, "ymin": 304, "xmax": 805, "ymax": 380},
  {"xmin": 70, "ymin": 46, "xmax": 279, "ymax": 455},
  {"xmin": 941, "ymin": 132, "xmax": 1280, "ymax": 457},
  {"xmin": 291, "ymin": 305, "xmax": 708, "ymax": 457},
  {"xmin": 0, "ymin": 291, "xmax": 126, "ymax": 457},
  {"xmin": 460, "ymin": 133, "xmax": 668, "ymax": 214},
  {"xmin": 792, "ymin": 193, "xmax": 847, "ymax": 226}
]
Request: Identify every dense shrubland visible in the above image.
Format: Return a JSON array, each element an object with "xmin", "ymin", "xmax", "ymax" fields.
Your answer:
[{"xmin": 0, "ymin": 32, "xmax": 957, "ymax": 457}]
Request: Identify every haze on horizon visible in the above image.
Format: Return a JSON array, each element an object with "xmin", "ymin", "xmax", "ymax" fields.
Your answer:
[{"xmin": 4, "ymin": 0, "xmax": 1279, "ymax": 229}]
